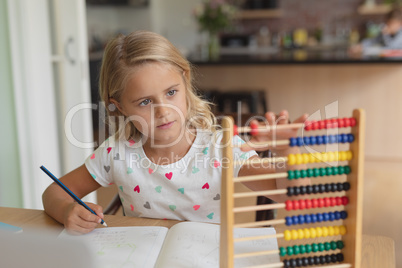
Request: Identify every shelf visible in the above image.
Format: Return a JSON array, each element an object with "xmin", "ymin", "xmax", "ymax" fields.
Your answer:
[
  {"xmin": 357, "ymin": 4, "xmax": 392, "ymax": 15},
  {"xmin": 236, "ymin": 9, "xmax": 283, "ymax": 19}
]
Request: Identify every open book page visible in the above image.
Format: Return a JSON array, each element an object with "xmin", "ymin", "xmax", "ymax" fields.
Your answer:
[
  {"xmin": 59, "ymin": 226, "xmax": 168, "ymax": 268},
  {"xmin": 154, "ymin": 222, "xmax": 280, "ymax": 268}
]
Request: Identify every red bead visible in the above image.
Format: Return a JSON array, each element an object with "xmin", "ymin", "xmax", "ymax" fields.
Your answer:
[
  {"xmin": 304, "ymin": 120, "xmax": 312, "ymax": 131},
  {"xmin": 285, "ymin": 200, "xmax": 293, "ymax": 211},
  {"xmin": 331, "ymin": 118, "xmax": 338, "ymax": 128},
  {"xmin": 298, "ymin": 199, "xmax": 306, "ymax": 210},
  {"xmin": 324, "ymin": 119, "xmax": 331, "ymax": 129},
  {"xmin": 318, "ymin": 120, "xmax": 326, "ymax": 130},
  {"xmin": 350, "ymin": 117, "xmax": 357, "ymax": 127},
  {"xmin": 305, "ymin": 199, "xmax": 312, "ymax": 209},
  {"xmin": 318, "ymin": 198, "xmax": 325, "ymax": 208},
  {"xmin": 337, "ymin": 118, "xmax": 345, "ymax": 128},
  {"xmin": 233, "ymin": 125, "xmax": 238, "ymax": 136},
  {"xmin": 293, "ymin": 200, "xmax": 300, "ymax": 210},
  {"xmin": 344, "ymin": 118, "xmax": 351, "ymax": 127},
  {"xmin": 335, "ymin": 196, "xmax": 342, "ymax": 206},
  {"xmin": 330, "ymin": 197, "xmax": 336, "ymax": 206},
  {"xmin": 312, "ymin": 121, "xmax": 319, "ymax": 130},
  {"xmin": 324, "ymin": 197, "xmax": 331, "ymax": 207},
  {"xmin": 342, "ymin": 196, "xmax": 349, "ymax": 205},
  {"xmin": 311, "ymin": 198, "xmax": 318, "ymax": 208},
  {"xmin": 250, "ymin": 123, "xmax": 259, "ymax": 136}
]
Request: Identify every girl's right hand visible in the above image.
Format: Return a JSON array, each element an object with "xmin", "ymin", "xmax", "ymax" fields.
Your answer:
[{"xmin": 63, "ymin": 202, "xmax": 104, "ymax": 235}]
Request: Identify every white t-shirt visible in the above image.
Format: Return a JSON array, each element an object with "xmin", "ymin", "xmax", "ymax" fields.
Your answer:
[{"xmin": 85, "ymin": 129, "xmax": 257, "ymax": 223}]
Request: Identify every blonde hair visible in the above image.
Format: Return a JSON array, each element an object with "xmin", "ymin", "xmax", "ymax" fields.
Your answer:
[{"xmin": 99, "ymin": 30, "xmax": 216, "ymax": 140}]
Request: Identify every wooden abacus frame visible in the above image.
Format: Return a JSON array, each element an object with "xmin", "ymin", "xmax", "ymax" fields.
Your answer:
[{"xmin": 220, "ymin": 109, "xmax": 365, "ymax": 268}]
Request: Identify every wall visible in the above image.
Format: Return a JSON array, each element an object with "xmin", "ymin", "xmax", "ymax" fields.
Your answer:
[{"xmin": 0, "ymin": 0, "xmax": 23, "ymax": 207}]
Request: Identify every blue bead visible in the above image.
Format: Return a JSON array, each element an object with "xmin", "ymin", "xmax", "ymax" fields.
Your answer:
[
  {"xmin": 317, "ymin": 213, "xmax": 324, "ymax": 222},
  {"xmin": 334, "ymin": 211, "xmax": 341, "ymax": 220},
  {"xmin": 348, "ymin": 134, "xmax": 355, "ymax": 143},
  {"xmin": 303, "ymin": 136, "xmax": 310, "ymax": 145},
  {"xmin": 322, "ymin": 135, "xmax": 328, "ymax": 144},
  {"xmin": 298, "ymin": 215, "xmax": 305, "ymax": 225},
  {"xmin": 310, "ymin": 214, "xmax": 317, "ymax": 223},
  {"xmin": 297, "ymin": 137, "xmax": 303, "ymax": 146},
  {"xmin": 328, "ymin": 212, "xmax": 335, "ymax": 221},
  {"xmin": 337, "ymin": 134, "xmax": 343, "ymax": 143},
  {"xmin": 323, "ymin": 212, "xmax": 330, "ymax": 221},
  {"xmin": 292, "ymin": 215, "xmax": 299, "ymax": 225},
  {"xmin": 310, "ymin": 136, "xmax": 317, "ymax": 145},
  {"xmin": 340, "ymin": 211, "xmax": 348, "ymax": 219},
  {"xmin": 289, "ymin": 137, "xmax": 297, "ymax": 147},
  {"xmin": 340, "ymin": 134, "xmax": 347, "ymax": 143},
  {"xmin": 305, "ymin": 214, "xmax": 312, "ymax": 224},
  {"xmin": 285, "ymin": 216, "xmax": 293, "ymax": 226},
  {"xmin": 329, "ymin": 135, "xmax": 336, "ymax": 144},
  {"xmin": 316, "ymin": 135, "xmax": 323, "ymax": 145}
]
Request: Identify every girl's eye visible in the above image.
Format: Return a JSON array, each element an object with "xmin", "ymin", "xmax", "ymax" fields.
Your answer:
[
  {"xmin": 139, "ymin": 99, "xmax": 151, "ymax": 106},
  {"xmin": 167, "ymin": 90, "xmax": 177, "ymax": 96}
]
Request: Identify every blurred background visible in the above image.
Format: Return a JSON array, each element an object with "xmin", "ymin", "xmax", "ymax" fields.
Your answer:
[{"xmin": 1, "ymin": 0, "xmax": 401, "ymax": 266}]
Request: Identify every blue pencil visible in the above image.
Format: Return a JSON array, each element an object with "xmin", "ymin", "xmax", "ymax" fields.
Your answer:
[{"xmin": 40, "ymin": 165, "xmax": 107, "ymax": 227}]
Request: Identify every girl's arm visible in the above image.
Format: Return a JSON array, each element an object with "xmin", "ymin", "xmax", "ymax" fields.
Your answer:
[{"xmin": 42, "ymin": 164, "xmax": 103, "ymax": 234}]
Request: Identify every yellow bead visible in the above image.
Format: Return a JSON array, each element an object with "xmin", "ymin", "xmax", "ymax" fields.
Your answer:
[
  {"xmin": 340, "ymin": 225, "xmax": 347, "ymax": 235},
  {"xmin": 333, "ymin": 226, "xmax": 340, "ymax": 236},
  {"xmin": 346, "ymin": 151, "xmax": 353, "ymax": 160},
  {"xmin": 284, "ymin": 230, "xmax": 292, "ymax": 241},
  {"xmin": 304, "ymin": 153, "xmax": 311, "ymax": 164},
  {"xmin": 328, "ymin": 226, "xmax": 335, "ymax": 236},
  {"xmin": 327, "ymin": 152, "xmax": 335, "ymax": 162},
  {"xmin": 303, "ymin": 228, "xmax": 311, "ymax": 239},
  {"xmin": 339, "ymin": 151, "xmax": 347, "ymax": 161},
  {"xmin": 333, "ymin": 151, "xmax": 339, "ymax": 162},
  {"xmin": 298, "ymin": 229, "xmax": 304, "ymax": 240},
  {"xmin": 322, "ymin": 226, "xmax": 329, "ymax": 237},
  {"xmin": 316, "ymin": 227, "xmax": 323, "ymax": 237},
  {"xmin": 291, "ymin": 229, "xmax": 299, "ymax": 240},
  {"xmin": 296, "ymin": 154, "xmax": 303, "ymax": 165},
  {"xmin": 310, "ymin": 227, "xmax": 317, "ymax": 238},
  {"xmin": 288, "ymin": 154, "xmax": 296, "ymax": 165},
  {"xmin": 312, "ymin": 152, "xmax": 320, "ymax": 163},
  {"xmin": 321, "ymin": 152, "xmax": 328, "ymax": 163}
]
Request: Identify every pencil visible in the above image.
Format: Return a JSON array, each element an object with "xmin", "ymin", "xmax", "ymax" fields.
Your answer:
[{"xmin": 40, "ymin": 165, "xmax": 107, "ymax": 227}]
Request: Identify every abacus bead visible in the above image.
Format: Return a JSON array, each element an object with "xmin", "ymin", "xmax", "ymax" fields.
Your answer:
[
  {"xmin": 326, "ymin": 167, "xmax": 333, "ymax": 176},
  {"xmin": 337, "ymin": 134, "xmax": 343, "ymax": 143},
  {"xmin": 304, "ymin": 228, "xmax": 311, "ymax": 239},
  {"xmin": 298, "ymin": 229, "xmax": 305, "ymax": 240},
  {"xmin": 233, "ymin": 125, "xmax": 238, "ymax": 136},
  {"xmin": 298, "ymin": 199, "xmax": 306, "ymax": 210},
  {"xmin": 319, "ymin": 120, "xmax": 326, "ymax": 129},
  {"xmin": 287, "ymin": 187, "xmax": 294, "ymax": 196},
  {"xmin": 288, "ymin": 154, "xmax": 296, "ymax": 165},
  {"xmin": 294, "ymin": 186, "xmax": 301, "ymax": 196},
  {"xmin": 331, "ymin": 118, "xmax": 338, "ymax": 128},
  {"xmin": 285, "ymin": 216, "xmax": 293, "ymax": 226},
  {"xmin": 294, "ymin": 170, "xmax": 301, "ymax": 179},
  {"xmin": 329, "ymin": 212, "xmax": 335, "ymax": 221},
  {"xmin": 307, "ymin": 168, "xmax": 314, "ymax": 177},
  {"xmin": 341, "ymin": 211, "xmax": 348, "ymax": 219},
  {"xmin": 298, "ymin": 215, "xmax": 305, "ymax": 225},
  {"xmin": 293, "ymin": 200, "xmax": 300, "ymax": 210},
  {"xmin": 304, "ymin": 120, "xmax": 312, "ymax": 131},
  {"xmin": 300, "ymin": 169, "xmax": 307, "ymax": 178},
  {"xmin": 296, "ymin": 258, "xmax": 303, "ymax": 267},
  {"xmin": 328, "ymin": 226, "xmax": 335, "ymax": 236},
  {"xmin": 329, "ymin": 134, "xmax": 336, "ymax": 144},
  {"xmin": 314, "ymin": 256, "xmax": 320, "ymax": 265},
  {"xmin": 310, "ymin": 136, "xmax": 317, "ymax": 145},
  {"xmin": 337, "ymin": 182, "xmax": 344, "ymax": 191},
  {"xmin": 316, "ymin": 135, "xmax": 323, "ymax": 145},
  {"xmin": 342, "ymin": 196, "xmax": 349, "ymax": 205},
  {"xmin": 326, "ymin": 254, "xmax": 332, "ymax": 263},
  {"xmin": 330, "ymin": 182, "xmax": 337, "ymax": 192},
  {"xmin": 312, "ymin": 243, "xmax": 318, "ymax": 252},
  {"xmin": 322, "ymin": 135, "xmax": 328, "ymax": 144},
  {"xmin": 345, "ymin": 165, "xmax": 351, "ymax": 174},
  {"xmin": 291, "ymin": 229, "xmax": 299, "ymax": 240},
  {"xmin": 250, "ymin": 123, "xmax": 259, "ymax": 136},
  {"xmin": 280, "ymin": 247, "xmax": 287, "ymax": 256},
  {"xmin": 325, "ymin": 183, "xmax": 332, "ymax": 192},
  {"xmin": 316, "ymin": 213, "xmax": 323, "ymax": 222},
  {"xmin": 348, "ymin": 134, "xmax": 355, "ymax": 142},
  {"xmin": 322, "ymin": 226, "xmax": 329, "ymax": 237},
  {"xmin": 299, "ymin": 244, "xmax": 306, "ymax": 254},
  {"xmin": 302, "ymin": 257, "xmax": 309, "ymax": 267},
  {"xmin": 316, "ymin": 227, "xmax": 323, "ymax": 237},
  {"xmin": 296, "ymin": 154, "xmax": 303, "ymax": 165},
  {"xmin": 346, "ymin": 150, "xmax": 353, "ymax": 160},
  {"xmin": 324, "ymin": 119, "xmax": 331, "ymax": 129},
  {"xmin": 286, "ymin": 200, "xmax": 293, "ymax": 210},
  {"xmin": 337, "ymin": 240, "xmax": 344, "ymax": 249},
  {"xmin": 312, "ymin": 198, "xmax": 318, "ymax": 208},
  {"xmin": 290, "ymin": 259, "xmax": 297, "ymax": 267},
  {"xmin": 327, "ymin": 151, "xmax": 335, "ymax": 162},
  {"xmin": 319, "ymin": 184, "xmax": 326, "ymax": 193},
  {"xmin": 334, "ymin": 211, "xmax": 341, "ymax": 220},
  {"xmin": 332, "ymin": 166, "xmax": 339, "ymax": 175},
  {"xmin": 284, "ymin": 230, "xmax": 292, "ymax": 240},
  {"xmin": 337, "ymin": 253, "xmax": 345, "ymax": 262},
  {"xmin": 319, "ymin": 256, "xmax": 326, "ymax": 264},
  {"xmin": 343, "ymin": 182, "xmax": 351, "ymax": 191},
  {"xmin": 306, "ymin": 185, "xmax": 313, "ymax": 194},
  {"xmin": 288, "ymin": 170, "xmax": 295, "ymax": 180},
  {"xmin": 287, "ymin": 246, "xmax": 294, "ymax": 256},
  {"xmin": 319, "ymin": 167, "xmax": 326, "ymax": 176},
  {"xmin": 297, "ymin": 137, "xmax": 303, "ymax": 146},
  {"xmin": 338, "ymin": 118, "xmax": 345, "ymax": 128},
  {"xmin": 324, "ymin": 197, "xmax": 331, "ymax": 207},
  {"xmin": 318, "ymin": 198, "xmax": 325, "ymax": 207},
  {"xmin": 323, "ymin": 212, "xmax": 329, "ymax": 221},
  {"xmin": 318, "ymin": 243, "xmax": 325, "ymax": 251},
  {"xmin": 293, "ymin": 245, "xmax": 300, "ymax": 255},
  {"xmin": 289, "ymin": 137, "xmax": 297, "ymax": 147},
  {"xmin": 313, "ymin": 184, "xmax": 319, "ymax": 194},
  {"xmin": 307, "ymin": 256, "xmax": 314, "ymax": 265},
  {"xmin": 331, "ymin": 254, "xmax": 338, "ymax": 263},
  {"xmin": 310, "ymin": 213, "xmax": 317, "ymax": 223},
  {"xmin": 292, "ymin": 215, "xmax": 299, "ymax": 225},
  {"xmin": 305, "ymin": 214, "xmax": 311, "ymax": 224},
  {"xmin": 344, "ymin": 118, "xmax": 351, "ymax": 127},
  {"xmin": 335, "ymin": 196, "xmax": 342, "ymax": 205},
  {"xmin": 299, "ymin": 186, "xmax": 306, "ymax": 195},
  {"xmin": 330, "ymin": 197, "xmax": 336, "ymax": 206},
  {"xmin": 305, "ymin": 198, "xmax": 312, "ymax": 209},
  {"xmin": 315, "ymin": 168, "xmax": 321, "ymax": 178},
  {"xmin": 331, "ymin": 241, "xmax": 338, "ymax": 250},
  {"xmin": 303, "ymin": 136, "xmax": 310, "ymax": 146},
  {"xmin": 340, "ymin": 225, "xmax": 347, "ymax": 235},
  {"xmin": 312, "ymin": 121, "xmax": 319, "ymax": 130},
  {"xmin": 339, "ymin": 151, "xmax": 347, "ymax": 161},
  {"xmin": 324, "ymin": 242, "xmax": 331, "ymax": 251},
  {"xmin": 338, "ymin": 165, "xmax": 345, "ymax": 174},
  {"xmin": 310, "ymin": 227, "xmax": 317, "ymax": 238},
  {"xmin": 334, "ymin": 226, "xmax": 340, "ymax": 235},
  {"xmin": 305, "ymin": 244, "xmax": 312, "ymax": 253},
  {"xmin": 305, "ymin": 153, "xmax": 312, "ymax": 164},
  {"xmin": 283, "ymin": 259, "xmax": 290, "ymax": 268},
  {"xmin": 350, "ymin": 117, "xmax": 357, "ymax": 127}
]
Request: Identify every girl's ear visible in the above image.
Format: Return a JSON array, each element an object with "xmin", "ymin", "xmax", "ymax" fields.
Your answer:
[{"xmin": 109, "ymin": 98, "xmax": 126, "ymax": 116}]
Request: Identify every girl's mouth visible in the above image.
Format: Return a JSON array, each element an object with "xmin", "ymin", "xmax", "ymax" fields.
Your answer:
[{"xmin": 157, "ymin": 121, "xmax": 175, "ymax": 129}]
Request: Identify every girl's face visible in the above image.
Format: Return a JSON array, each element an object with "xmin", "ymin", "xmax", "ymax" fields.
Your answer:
[{"xmin": 115, "ymin": 62, "xmax": 188, "ymax": 146}]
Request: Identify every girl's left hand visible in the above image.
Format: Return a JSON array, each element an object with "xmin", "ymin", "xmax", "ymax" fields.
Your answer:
[{"xmin": 241, "ymin": 110, "xmax": 308, "ymax": 152}]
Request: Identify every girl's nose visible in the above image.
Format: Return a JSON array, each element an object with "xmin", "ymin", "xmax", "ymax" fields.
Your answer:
[{"xmin": 153, "ymin": 103, "xmax": 170, "ymax": 118}]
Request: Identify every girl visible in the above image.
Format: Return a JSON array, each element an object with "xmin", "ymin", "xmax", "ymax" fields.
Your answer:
[{"xmin": 42, "ymin": 31, "xmax": 308, "ymax": 234}]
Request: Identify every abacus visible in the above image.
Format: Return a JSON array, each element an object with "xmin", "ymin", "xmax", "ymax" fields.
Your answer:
[{"xmin": 220, "ymin": 109, "xmax": 365, "ymax": 268}]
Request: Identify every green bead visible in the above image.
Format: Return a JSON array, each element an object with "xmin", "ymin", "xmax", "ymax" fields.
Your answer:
[
  {"xmin": 313, "ymin": 168, "xmax": 320, "ymax": 177},
  {"xmin": 307, "ymin": 168, "xmax": 314, "ymax": 177},
  {"xmin": 293, "ymin": 245, "xmax": 300, "ymax": 255},
  {"xmin": 319, "ymin": 167, "xmax": 326, "ymax": 176},
  {"xmin": 326, "ymin": 167, "xmax": 333, "ymax": 176},
  {"xmin": 279, "ymin": 247, "xmax": 287, "ymax": 256},
  {"xmin": 287, "ymin": 246, "xmax": 294, "ymax": 256},
  {"xmin": 332, "ymin": 166, "xmax": 339, "ymax": 175},
  {"xmin": 305, "ymin": 244, "xmax": 312, "ymax": 253},
  {"xmin": 337, "ymin": 240, "xmax": 344, "ymax": 249},
  {"xmin": 288, "ymin": 170, "xmax": 294, "ymax": 180},
  {"xmin": 324, "ymin": 242, "xmax": 331, "ymax": 251},
  {"xmin": 345, "ymin": 166, "xmax": 351, "ymax": 174},
  {"xmin": 300, "ymin": 169, "xmax": 307, "ymax": 178},
  {"xmin": 299, "ymin": 244, "xmax": 306, "ymax": 254},
  {"xmin": 294, "ymin": 170, "xmax": 301, "ymax": 179},
  {"xmin": 339, "ymin": 166, "xmax": 345, "ymax": 174},
  {"xmin": 312, "ymin": 243, "xmax": 318, "ymax": 252},
  {"xmin": 318, "ymin": 243, "xmax": 325, "ymax": 252},
  {"xmin": 331, "ymin": 241, "xmax": 337, "ymax": 250}
]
